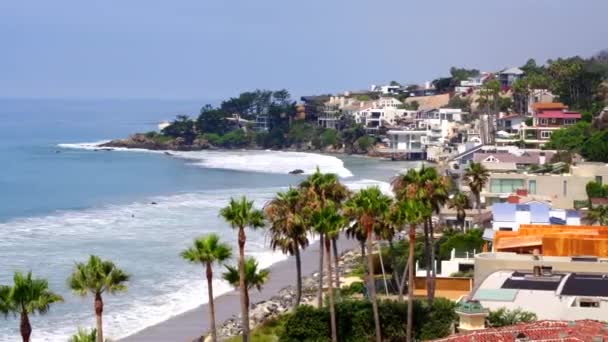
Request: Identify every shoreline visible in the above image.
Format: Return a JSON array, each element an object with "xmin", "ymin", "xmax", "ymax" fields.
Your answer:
[{"xmin": 119, "ymin": 235, "xmax": 360, "ymax": 342}]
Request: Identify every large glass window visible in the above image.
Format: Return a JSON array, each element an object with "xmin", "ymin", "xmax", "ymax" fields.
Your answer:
[{"xmin": 490, "ymin": 179, "xmax": 525, "ymax": 193}]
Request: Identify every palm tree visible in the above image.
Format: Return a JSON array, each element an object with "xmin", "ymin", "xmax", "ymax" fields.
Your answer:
[
  {"xmin": 344, "ymin": 187, "xmax": 392, "ymax": 342},
  {"xmin": 222, "ymin": 257, "xmax": 270, "ymax": 310},
  {"xmin": 0, "ymin": 271, "xmax": 63, "ymax": 342},
  {"xmin": 68, "ymin": 328, "xmax": 98, "ymax": 342},
  {"xmin": 392, "ymin": 166, "xmax": 448, "ymax": 302},
  {"xmin": 219, "ymin": 196, "xmax": 265, "ymax": 342},
  {"xmin": 463, "ymin": 162, "xmax": 490, "ymax": 222},
  {"xmin": 391, "ymin": 200, "xmax": 432, "ymax": 342},
  {"xmin": 586, "ymin": 205, "xmax": 608, "ymax": 225},
  {"xmin": 68, "ymin": 255, "xmax": 130, "ymax": 342},
  {"xmin": 449, "ymin": 192, "xmax": 472, "ymax": 231},
  {"xmin": 181, "ymin": 234, "xmax": 232, "ymax": 342},
  {"xmin": 311, "ymin": 203, "xmax": 345, "ymax": 342},
  {"xmin": 345, "ymin": 222, "xmax": 367, "ymax": 266},
  {"xmin": 264, "ymin": 188, "xmax": 309, "ymax": 307},
  {"xmin": 299, "ymin": 169, "xmax": 349, "ymax": 307}
]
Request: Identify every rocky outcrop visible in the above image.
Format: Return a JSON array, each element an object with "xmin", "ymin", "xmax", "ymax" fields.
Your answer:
[{"xmin": 101, "ymin": 134, "xmax": 211, "ymax": 151}]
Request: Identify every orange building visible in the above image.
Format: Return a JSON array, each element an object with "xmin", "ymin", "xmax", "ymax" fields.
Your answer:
[{"xmin": 493, "ymin": 224, "xmax": 608, "ymax": 256}]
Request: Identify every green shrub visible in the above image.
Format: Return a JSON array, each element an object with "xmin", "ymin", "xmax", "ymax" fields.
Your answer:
[
  {"xmin": 320, "ymin": 129, "xmax": 339, "ymax": 148},
  {"xmin": 487, "ymin": 307, "xmax": 537, "ymax": 327},
  {"xmin": 340, "ymin": 281, "xmax": 365, "ymax": 297},
  {"xmin": 355, "ymin": 135, "xmax": 375, "ymax": 151},
  {"xmin": 279, "ymin": 299, "xmax": 456, "ymax": 341},
  {"xmin": 280, "ymin": 305, "xmax": 329, "ymax": 342},
  {"xmin": 221, "ymin": 129, "xmax": 249, "ymax": 148},
  {"xmin": 203, "ymin": 133, "xmax": 222, "ymax": 146}
]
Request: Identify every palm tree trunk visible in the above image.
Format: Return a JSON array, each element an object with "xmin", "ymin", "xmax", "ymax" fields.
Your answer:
[
  {"xmin": 367, "ymin": 227, "xmax": 382, "ymax": 342},
  {"xmin": 294, "ymin": 243, "xmax": 302, "ymax": 307},
  {"xmin": 326, "ymin": 237, "xmax": 338, "ymax": 342},
  {"xmin": 423, "ymin": 220, "xmax": 432, "ymax": 304},
  {"xmin": 238, "ymin": 227, "xmax": 250, "ymax": 342},
  {"xmin": 476, "ymin": 192, "xmax": 482, "ymax": 226},
  {"xmin": 398, "ymin": 262, "xmax": 408, "ymax": 302},
  {"xmin": 332, "ymin": 236, "xmax": 340, "ymax": 290},
  {"xmin": 19, "ymin": 311, "xmax": 31, "ymax": 342},
  {"xmin": 317, "ymin": 232, "xmax": 324, "ymax": 308},
  {"xmin": 95, "ymin": 293, "xmax": 104, "ymax": 342},
  {"xmin": 206, "ymin": 263, "xmax": 217, "ymax": 342},
  {"xmin": 429, "ymin": 218, "xmax": 436, "ymax": 303},
  {"xmin": 406, "ymin": 224, "xmax": 416, "ymax": 342},
  {"xmin": 360, "ymin": 240, "xmax": 366, "ymax": 265}
]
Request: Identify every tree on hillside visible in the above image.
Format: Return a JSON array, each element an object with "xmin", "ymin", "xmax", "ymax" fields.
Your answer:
[
  {"xmin": 162, "ymin": 115, "xmax": 196, "ymax": 142},
  {"xmin": 449, "ymin": 192, "xmax": 471, "ymax": 231},
  {"xmin": 196, "ymin": 105, "xmax": 229, "ymax": 135},
  {"xmin": 450, "ymin": 67, "xmax": 480, "ymax": 81},
  {"xmin": 586, "ymin": 205, "xmax": 608, "ymax": 225},
  {"xmin": 463, "ymin": 162, "xmax": 489, "ymax": 222}
]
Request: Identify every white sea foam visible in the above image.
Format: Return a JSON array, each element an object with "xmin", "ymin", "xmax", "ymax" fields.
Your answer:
[
  {"xmin": 58, "ymin": 141, "xmax": 353, "ymax": 178},
  {"xmin": 0, "ymin": 188, "xmax": 287, "ymax": 342},
  {"xmin": 344, "ymin": 179, "xmax": 393, "ymax": 196}
]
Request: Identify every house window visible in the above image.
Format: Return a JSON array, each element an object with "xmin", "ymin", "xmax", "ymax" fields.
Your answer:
[
  {"xmin": 563, "ymin": 180, "xmax": 567, "ymax": 196},
  {"xmin": 551, "ymin": 118, "xmax": 557, "ymax": 124},
  {"xmin": 579, "ymin": 298, "xmax": 600, "ymax": 308},
  {"xmin": 540, "ymin": 118, "xmax": 548, "ymax": 125},
  {"xmin": 564, "ymin": 119, "xmax": 575, "ymax": 125},
  {"xmin": 596, "ymin": 176, "xmax": 603, "ymax": 185},
  {"xmin": 499, "ymin": 227, "xmax": 513, "ymax": 231},
  {"xmin": 541, "ymin": 131, "xmax": 552, "ymax": 139},
  {"xmin": 529, "ymin": 180, "xmax": 537, "ymax": 194},
  {"xmin": 490, "ymin": 179, "xmax": 525, "ymax": 193}
]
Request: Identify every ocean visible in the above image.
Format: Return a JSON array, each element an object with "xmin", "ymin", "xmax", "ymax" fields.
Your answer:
[{"xmin": 0, "ymin": 98, "xmax": 416, "ymax": 341}]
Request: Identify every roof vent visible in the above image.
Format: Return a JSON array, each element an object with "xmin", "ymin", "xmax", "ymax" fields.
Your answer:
[{"xmin": 515, "ymin": 332, "xmax": 529, "ymax": 342}]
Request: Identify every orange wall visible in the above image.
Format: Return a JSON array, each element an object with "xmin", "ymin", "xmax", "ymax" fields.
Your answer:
[
  {"xmin": 494, "ymin": 225, "xmax": 608, "ymax": 257},
  {"xmin": 414, "ymin": 277, "xmax": 472, "ymax": 291}
]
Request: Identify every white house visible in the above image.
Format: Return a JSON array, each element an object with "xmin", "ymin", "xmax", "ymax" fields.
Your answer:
[{"xmin": 386, "ymin": 129, "xmax": 427, "ymax": 152}]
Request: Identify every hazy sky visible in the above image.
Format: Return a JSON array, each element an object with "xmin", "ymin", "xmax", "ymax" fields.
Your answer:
[{"xmin": 1, "ymin": 1, "xmax": 607, "ymax": 100}]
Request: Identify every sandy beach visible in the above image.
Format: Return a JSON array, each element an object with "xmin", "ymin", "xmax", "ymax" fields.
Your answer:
[{"xmin": 120, "ymin": 235, "xmax": 360, "ymax": 342}]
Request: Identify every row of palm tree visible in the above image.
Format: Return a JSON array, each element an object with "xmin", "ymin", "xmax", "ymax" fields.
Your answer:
[
  {"xmin": 1, "ymin": 162, "xmax": 490, "ymax": 342},
  {"xmin": 0, "ymin": 256, "xmax": 129, "ymax": 342}
]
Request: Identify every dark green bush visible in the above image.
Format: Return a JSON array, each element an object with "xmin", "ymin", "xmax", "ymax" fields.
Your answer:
[{"xmin": 279, "ymin": 299, "xmax": 456, "ymax": 341}]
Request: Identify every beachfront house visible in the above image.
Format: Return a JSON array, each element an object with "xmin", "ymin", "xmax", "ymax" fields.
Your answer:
[
  {"xmin": 384, "ymin": 129, "xmax": 427, "ymax": 160},
  {"xmin": 491, "ymin": 202, "xmax": 580, "ymax": 232}
]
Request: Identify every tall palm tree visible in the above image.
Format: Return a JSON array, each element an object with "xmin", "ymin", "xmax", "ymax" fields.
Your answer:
[
  {"xmin": 219, "ymin": 196, "xmax": 265, "ymax": 342},
  {"xmin": 344, "ymin": 187, "xmax": 392, "ymax": 342},
  {"xmin": 391, "ymin": 199, "xmax": 432, "ymax": 342},
  {"xmin": 222, "ymin": 257, "xmax": 270, "ymax": 310},
  {"xmin": 181, "ymin": 234, "xmax": 232, "ymax": 342},
  {"xmin": 264, "ymin": 188, "xmax": 309, "ymax": 307},
  {"xmin": 345, "ymin": 222, "xmax": 367, "ymax": 264},
  {"xmin": 311, "ymin": 203, "xmax": 344, "ymax": 342},
  {"xmin": 299, "ymin": 169, "xmax": 349, "ymax": 307},
  {"xmin": 463, "ymin": 162, "xmax": 490, "ymax": 223},
  {"xmin": 68, "ymin": 255, "xmax": 129, "ymax": 342},
  {"xmin": 449, "ymin": 191, "xmax": 472, "ymax": 231},
  {"xmin": 586, "ymin": 205, "xmax": 608, "ymax": 225},
  {"xmin": 392, "ymin": 166, "xmax": 448, "ymax": 302},
  {"xmin": 0, "ymin": 271, "xmax": 63, "ymax": 342}
]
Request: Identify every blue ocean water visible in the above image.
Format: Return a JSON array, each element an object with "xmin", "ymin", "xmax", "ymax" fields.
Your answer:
[{"xmin": 0, "ymin": 98, "xmax": 410, "ymax": 341}]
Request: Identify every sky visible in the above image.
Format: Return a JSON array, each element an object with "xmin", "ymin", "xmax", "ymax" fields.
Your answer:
[{"xmin": 1, "ymin": 0, "xmax": 607, "ymax": 101}]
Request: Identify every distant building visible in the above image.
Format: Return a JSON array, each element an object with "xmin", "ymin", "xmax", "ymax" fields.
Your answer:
[
  {"xmin": 498, "ymin": 67, "xmax": 524, "ymax": 88},
  {"xmin": 472, "ymin": 150, "xmax": 553, "ymax": 172},
  {"xmin": 383, "ymin": 129, "xmax": 427, "ymax": 160},
  {"xmin": 496, "ymin": 114, "xmax": 525, "ymax": 134}
]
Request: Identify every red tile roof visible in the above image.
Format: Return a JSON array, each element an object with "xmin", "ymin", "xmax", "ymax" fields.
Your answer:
[
  {"xmin": 431, "ymin": 320, "xmax": 608, "ymax": 342},
  {"xmin": 536, "ymin": 111, "xmax": 581, "ymax": 119}
]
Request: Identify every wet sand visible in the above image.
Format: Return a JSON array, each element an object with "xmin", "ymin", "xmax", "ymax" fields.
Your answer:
[{"xmin": 120, "ymin": 235, "xmax": 359, "ymax": 342}]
